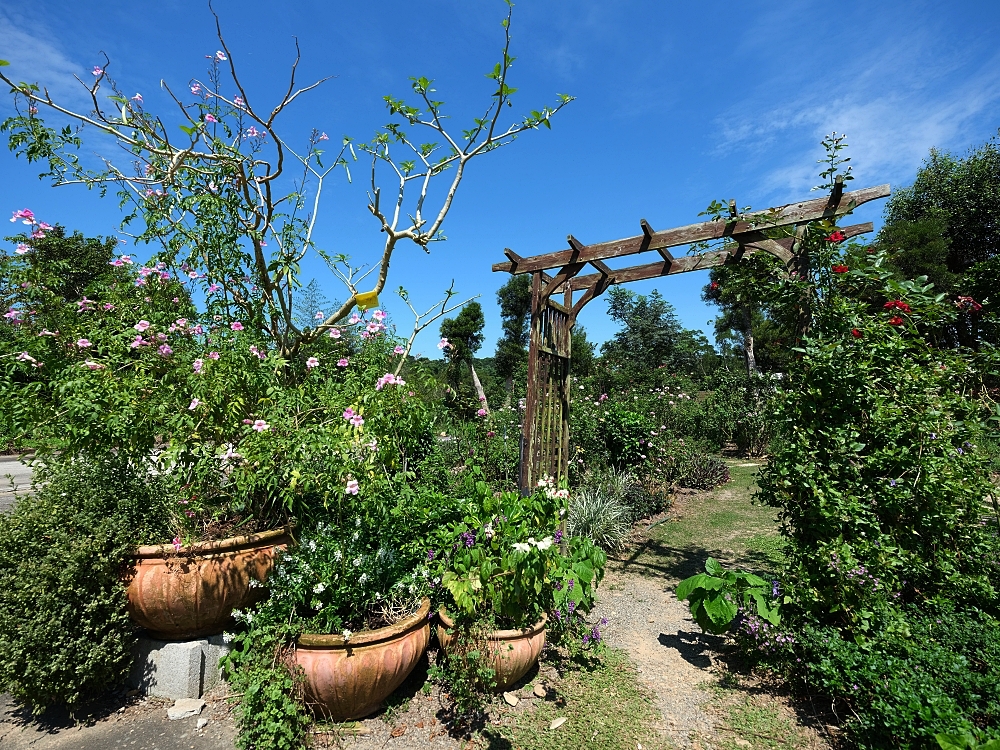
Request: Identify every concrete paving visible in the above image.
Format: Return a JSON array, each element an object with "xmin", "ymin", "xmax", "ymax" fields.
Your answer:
[{"xmin": 0, "ymin": 455, "xmax": 33, "ymax": 514}]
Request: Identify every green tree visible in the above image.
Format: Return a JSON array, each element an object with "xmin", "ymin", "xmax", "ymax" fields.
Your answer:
[
  {"xmin": 600, "ymin": 287, "xmax": 709, "ymax": 375},
  {"xmin": 494, "ymin": 274, "xmax": 532, "ymax": 395},
  {"xmin": 440, "ymin": 301, "xmax": 486, "ymax": 405},
  {"xmin": 570, "ymin": 325, "xmax": 595, "ymax": 376}
]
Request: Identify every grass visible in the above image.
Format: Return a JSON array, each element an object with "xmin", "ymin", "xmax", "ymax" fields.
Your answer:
[
  {"xmin": 618, "ymin": 462, "xmax": 786, "ymax": 581},
  {"xmin": 705, "ymin": 680, "xmax": 827, "ymax": 750},
  {"xmin": 483, "ymin": 649, "xmax": 667, "ymax": 750}
]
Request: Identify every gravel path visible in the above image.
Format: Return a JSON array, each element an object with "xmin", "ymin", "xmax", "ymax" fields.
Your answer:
[{"xmin": 593, "ymin": 568, "xmax": 722, "ymax": 748}]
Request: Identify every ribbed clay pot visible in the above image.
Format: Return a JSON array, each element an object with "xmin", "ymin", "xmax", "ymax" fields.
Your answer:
[
  {"xmin": 436, "ymin": 609, "xmax": 547, "ymax": 690},
  {"xmin": 295, "ymin": 598, "xmax": 431, "ymax": 721},
  {"xmin": 126, "ymin": 527, "xmax": 293, "ymax": 640}
]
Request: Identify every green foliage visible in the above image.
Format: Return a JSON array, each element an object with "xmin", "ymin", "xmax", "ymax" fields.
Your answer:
[
  {"xmin": 494, "ymin": 273, "xmax": 532, "ymax": 385},
  {"xmin": 676, "ymin": 557, "xmax": 780, "ymax": 634},
  {"xmin": 428, "ymin": 619, "xmax": 497, "ymax": 718},
  {"xmin": 675, "ymin": 451, "xmax": 730, "ymax": 490},
  {"xmin": 566, "ymin": 479, "xmax": 634, "ymax": 553},
  {"xmin": 0, "ymin": 455, "xmax": 173, "ymax": 714}
]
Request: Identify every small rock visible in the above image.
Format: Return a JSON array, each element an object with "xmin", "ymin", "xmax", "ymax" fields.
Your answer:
[
  {"xmin": 549, "ymin": 717, "xmax": 567, "ymax": 730},
  {"xmin": 167, "ymin": 698, "xmax": 205, "ymax": 720},
  {"xmin": 734, "ymin": 740, "xmax": 751, "ymax": 748},
  {"xmin": 503, "ymin": 691, "xmax": 519, "ymax": 707},
  {"xmin": 533, "ymin": 683, "xmax": 547, "ymax": 698},
  {"xmin": 196, "ymin": 718, "xmax": 209, "ymax": 730}
]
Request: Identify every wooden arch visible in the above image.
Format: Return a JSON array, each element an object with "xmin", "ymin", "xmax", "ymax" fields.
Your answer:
[{"xmin": 493, "ymin": 181, "xmax": 890, "ymax": 492}]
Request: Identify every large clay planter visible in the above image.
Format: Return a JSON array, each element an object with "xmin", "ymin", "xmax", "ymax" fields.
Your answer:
[
  {"xmin": 436, "ymin": 609, "xmax": 547, "ymax": 690},
  {"xmin": 126, "ymin": 527, "xmax": 293, "ymax": 640},
  {"xmin": 295, "ymin": 598, "xmax": 431, "ymax": 721}
]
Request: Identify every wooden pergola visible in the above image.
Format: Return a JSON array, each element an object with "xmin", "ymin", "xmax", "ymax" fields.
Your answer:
[{"xmin": 493, "ymin": 181, "xmax": 890, "ymax": 492}]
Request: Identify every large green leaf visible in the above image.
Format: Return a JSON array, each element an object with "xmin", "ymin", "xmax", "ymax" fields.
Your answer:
[
  {"xmin": 704, "ymin": 557, "xmax": 724, "ymax": 576},
  {"xmin": 676, "ymin": 573, "xmax": 725, "ymax": 601}
]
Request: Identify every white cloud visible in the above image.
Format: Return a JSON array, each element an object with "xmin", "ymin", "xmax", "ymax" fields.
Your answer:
[{"xmin": 0, "ymin": 8, "xmax": 90, "ymax": 109}]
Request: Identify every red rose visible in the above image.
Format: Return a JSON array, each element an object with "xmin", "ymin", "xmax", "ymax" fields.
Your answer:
[
  {"xmin": 710, "ymin": 282, "xmax": 719, "ymax": 290},
  {"xmin": 825, "ymin": 231, "xmax": 846, "ymax": 243},
  {"xmin": 888, "ymin": 316, "xmax": 904, "ymax": 326},
  {"xmin": 832, "ymin": 264, "xmax": 849, "ymax": 274},
  {"xmin": 883, "ymin": 300, "xmax": 912, "ymax": 314},
  {"xmin": 851, "ymin": 328, "xmax": 862, "ymax": 338}
]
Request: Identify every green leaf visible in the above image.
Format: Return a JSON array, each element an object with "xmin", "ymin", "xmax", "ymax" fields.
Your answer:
[
  {"xmin": 0, "ymin": 60, "xmax": 10, "ymax": 67},
  {"xmin": 676, "ymin": 573, "xmax": 724, "ymax": 600},
  {"xmin": 704, "ymin": 557, "xmax": 724, "ymax": 576}
]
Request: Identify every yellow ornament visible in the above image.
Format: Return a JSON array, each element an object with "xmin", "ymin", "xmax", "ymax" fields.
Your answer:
[{"xmin": 355, "ymin": 291, "xmax": 379, "ymax": 310}]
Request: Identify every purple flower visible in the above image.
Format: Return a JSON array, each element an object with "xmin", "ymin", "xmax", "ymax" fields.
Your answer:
[
  {"xmin": 554, "ymin": 529, "xmax": 563, "ymax": 543},
  {"xmin": 427, "ymin": 550, "xmax": 435, "ymax": 561},
  {"xmin": 771, "ymin": 580, "xmax": 781, "ymax": 598},
  {"xmin": 460, "ymin": 531, "xmax": 475, "ymax": 548},
  {"xmin": 567, "ymin": 578, "xmax": 574, "ymax": 591},
  {"xmin": 567, "ymin": 601, "xmax": 575, "ymax": 614}
]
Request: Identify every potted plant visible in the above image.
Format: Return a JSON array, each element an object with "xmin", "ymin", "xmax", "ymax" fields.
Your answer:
[
  {"xmin": 224, "ymin": 500, "xmax": 439, "ymax": 725},
  {"xmin": 431, "ymin": 474, "xmax": 608, "ymax": 698}
]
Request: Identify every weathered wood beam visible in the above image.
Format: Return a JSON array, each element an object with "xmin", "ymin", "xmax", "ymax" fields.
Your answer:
[
  {"xmin": 492, "ymin": 184, "xmax": 888, "ymax": 275},
  {"xmin": 553, "ymin": 220, "xmax": 874, "ymax": 292}
]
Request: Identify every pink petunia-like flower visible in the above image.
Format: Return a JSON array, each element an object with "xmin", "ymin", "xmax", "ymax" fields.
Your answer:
[
  {"xmin": 131, "ymin": 93, "xmax": 142, "ymax": 103},
  {"xmin": 130, "ymin": 336, "xmax": 145, "ymax": 349},
  {"xmin": 393, "ymin": 345, "xmax": 406, "ymax": 355},
  {"xmin": 215, "ymin": 50, "xmax": 227, "ymax": 61},
  {"xmin": 92, "ymin": 66, "xmax": 103, "ymax": 76},
  {"xmin": 134, "ymin": 320, "xmax": 151, "ymax": 332},
  {"xmin": 188, "ymin": 398, "xmax": 200, "ymax": 410},
  {"xmin": 82, "ymin": 360, "xmax": 104, "ymax": 370},
  {"xmin": 208, "ymin": 351, "xmax": 220, "ymax": 360},
  {"xmin": 342, "ymin": 408, "xmax": 356, "ymax": 420},
  {"xmin": 328, "ymin": 328, "xmax": 341, "ymax": 339},
  {"xmin": 204, "ymin": 114, "xmax": 218, "ymax": 124},
  {"xmin": 158, "ymin": 344, "xmax": 173, "ymax": 356},
  {"xmin": 306, "ymin": 357, "xmax": 319, "ymax": 369},
  {"xmin": 477, "ymin": 408, "xmax": 487, "ymax": 417},
  {"xmin": 76, "ymin": 338, "xmax": 91, "ymax": 348},
  {"xmin": 10, "ymin": 208, "xmax": 34, "ymax": 223},
  {"xmin": 350, "ymin": 414, "xmax": 364, "ymax": 427},
  {"xmin": 16, "ymin": 352, "xmax": 37, "ymax": 363},
  {"xmin": 344, "ymin": 479, "xmax": 359, "ymax": 495},
  {"xmin": 337, "ymin": 358, "xmax": 349, "ymax": 367},
  {"xmin": 318, "ymin": 132, "xmax": 329, "ymax": 141},
  {"xmin": 193, "ymin": 358, "xmax": 204, "ymax": 373},
  {"xmin": 437, "ymin": 338, "xmax": 450, "ymax": 350},
  {"xmin": 172, "ymin": 536, "xmax": 182, "ymax": 551},
  {"xmin": 208, "ymin": 283, "xmax": 221, "ymax": 293},
  {"xmin": 348, "ymin": 313, "xmax": 361, "ymax": 324},
  {"xmin": 314, "ymin": 311, "xmax": 324, "ymax": 320},
  {"xmin": 230, "ymin": 321, "xmax": 244, "ymax": 331},
  {"xmin": 103, "ymin": 303, "xmax": 115, "ymax": 311},
  {"xmin": 371, "ymin": 309, "xmax": 387, "ymax": 322},
  {"xmin": 15, "ymin": 243, "xmax": 29, "ymax": 255},
  {"xmin": 252, "ymin": 419, "xmax": 269, "ymax": 432}
]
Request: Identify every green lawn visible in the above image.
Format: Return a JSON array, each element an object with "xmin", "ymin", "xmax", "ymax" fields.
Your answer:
[{"xmin": 617, "ymin": 461, "xmax": 787, "ymax": 582}]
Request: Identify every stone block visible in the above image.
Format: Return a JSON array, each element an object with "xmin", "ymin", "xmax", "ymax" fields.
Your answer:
[{"xmin": 130, "ymin": 635, "xmax": 231, "ymax": 699}]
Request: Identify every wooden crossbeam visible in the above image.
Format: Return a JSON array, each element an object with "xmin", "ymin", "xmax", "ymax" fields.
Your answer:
[
  {"xmin": 492, "ymin": 184, "xmax": 889, "ymax": 275},
  {"xmin": 552, "ymin": 221, "xmax": 874, "ymax": 293}
]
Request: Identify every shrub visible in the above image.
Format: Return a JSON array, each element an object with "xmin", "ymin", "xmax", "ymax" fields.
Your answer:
[
  {"xmin": 0, "ymin": 455, "xmax": 173, "ymax": 714},
  {"xmin": 567, "ymin": 483, "xmax": 633, "ymax": 553},
  {"xmin": 677, "ymin": 452, "xmax": 730, "ymax": 490}
]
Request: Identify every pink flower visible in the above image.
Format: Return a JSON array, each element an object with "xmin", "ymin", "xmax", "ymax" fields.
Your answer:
[
  {"xmin": 134, "ymin": 320, "xmax": 151, "ymax": 332},
  {"xmin": 230, "ymin": 321, "xmax": 244, "ymax": 331},
  {"xmin": 233, "ymin": 95, "xmax": 244, "ymax": 108},
  {"xmin": 215, "ymin": 50, "xmax": 227, "ymax": 61},
  {"xmin": 82, "ymin": 360, "xmax": 104, "ymax": 370},
  {"xmin": 158, "ymin": 344, "xmax": 173, "ymax": 356},
  {"xmin": 252, "ymin": 419, "xmax": 269, "ymax": 432},
  {"xmin": 208, "ymin": 283, "xmax": 221, "ymax": 293},
  {"xmin": 208, "ymin": 351, "xmax": 220, "ymax": 360},
  {"xmin": 306, "ymin": 356, "xmax": 319, "ymax": 369},
  {"xmin": 103, "ymin": 303, "xmax": 115, "ymax": 311},
  {"xmin": 348, "ymin": 313, "xmax": 361, "ymax": 324},
  {"xmin": 599, "ymin": 393, "xmax": 608, "ymax": 402},
  {"xmin": 188, "ymin": 398, "xmax": 200, "ymax": 410},
  {"xmin": 16, "ymin": 352, "xmax": 37, "ymax": 363},
  {"xmin": 314, "ymin": 311, "xmax": 324, "ymax": 320},
  {"xmin": 172, "ymin": 536, "xmax": 182, "ymax": 551},
  {"xmin": 10, "ymin": 209, "xmax": 34, "ymax": 224},
  {"xmin": 75, "ymin": 338, "xmax": 91, "ymax": 348},
  {"xmin": 477, "ymin": 408, "xmax": 487, "ymax": 417},
  {"xmin": 15, "ymin": 243, "xmax": 29, "ymax": 255},
  {"xmin": 344, "ymin": 479, "xmax": 359, "ymax": 495},
  {"xmin": 342, "ymin": 408, "xmax": 356, "ymax": 420},
  {"xmin": 130, "ymin": 336, "xmax": 145, "ymax": 349},
  {"xmin": 337, "ymin": 358, "xmax": 349, "ymax": 367},
  {"xmin": 318, "ymin": 132, "xmax": 329, "ymax": 141},
  {"xmin": 328, "ymin": 328, "xmax": 341, "ymax": 339},
  {"xmin": 204, "ymin": 114, "xmax": 218, "ymax": 124},
  {"xmin": 249, "ymin": 345, "xmax": 266, "ymax": 360},
  {"xmin": 188, "ymin": 271, "xmax": 199, "ymax": 279},
  {"xmin": 372, "ymin": 309, "xmax": 387, "ymax": 322},
  {"xmin": 92, "ymin": 66, "xmax": 103, "ymax": 76},
  {"xmin": 191, "ymin": 83, "xmax": 202, "ymax": 95},
  {"xmin": 131, "ymin": 93, "xmax": 143, "ymax": 103},
  {"xmin": 437, "ymin": 338, "xmax": 450, "ymax": 350},
  {"xmin": 393, "ymin": 345, "xmax": 405, "ymax": 354},
  {"xmin": 350, "ymin": 414, "xmax": 365, "ymax": 427},
  {"xmin": 157, "ymin": 333, "xmax": 167, "ymax": 342},
  {"xmin": 193, "ymin": 358, "xmax": 204, "ymax": 373}
]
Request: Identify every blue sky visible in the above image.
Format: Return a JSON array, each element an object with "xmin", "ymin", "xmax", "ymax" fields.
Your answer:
[{"xmin": 2, "ymin": 0, "xmax": 999, "ymax": 357}]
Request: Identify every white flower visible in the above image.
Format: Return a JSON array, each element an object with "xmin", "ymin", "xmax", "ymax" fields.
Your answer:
[
  {"xmin": 483, "ymin": 522, "xmax": 494, "ymax": 540},
  {"xmin": 535, "ymin": 536, "xmax": 554, "ymax": 551},
  {"xmin": 352, "ymin": 531, "xmax": 360, "ymax": 541},
  {"xmin": 248, "ymin": 578, "xmax": 262, "ymax": 588},
  {"xmin": 342, "ymin": 629, "xmax": 352, "ymax": 642},
  {"xmin": 313, "ymin": 583, "xmax": 326, "ymax": 594},
  {"xmin": 222, "ymin": 632, "xmax": 234, "ymax": 644},
  {"xmin": 355, "ymin": 517, "xmax": 361, "ymax": 527},
  {"xmin": 334, "ymin": 550, "xmax": 343, "ymax": 561},
  {"xmin": 308, "ymin": 540, "xmax": 317, "ymax": 552},
  {"xmin": 353, "ymin": 557, "xmax": 361, "ymax": 567},
  {"xmin": 359, "ymin": 573, "xmax": 368, "ymax": 585},
  {"xmin": 513, "ymin": 542, "xmax": 531, "ymax": 553},
  {"xmin": 432, "ymin": 576, "xmax": 440, "ymax": 585}
]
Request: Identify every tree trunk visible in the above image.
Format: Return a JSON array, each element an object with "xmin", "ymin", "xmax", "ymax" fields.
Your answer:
[
  {"xmin": 470, "ymin": 362, "xmax": 489, "ymax": 413},
  {"xmin": 742, "ymin": 306, "xmax": 758, "ymax": 377}
]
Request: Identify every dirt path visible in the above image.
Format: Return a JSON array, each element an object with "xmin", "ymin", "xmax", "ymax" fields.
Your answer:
[{"xmin": 593, "ymin": 568, "xmax": 722, "ymax": 747}]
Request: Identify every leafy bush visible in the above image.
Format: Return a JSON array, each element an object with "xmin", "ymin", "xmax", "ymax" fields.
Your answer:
[
  {"xmin": 677, "ymin": 452, "xmax": 730, "ymax": 490},
  {"xmin": 676, "ymin": 557, "xmax": 780, "ymax": 634},
  {"xmin": 0, "ymin": 455, "xmax": 173, "ymax": 714}
]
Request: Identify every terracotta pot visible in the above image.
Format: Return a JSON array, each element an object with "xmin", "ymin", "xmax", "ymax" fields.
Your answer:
[
  {"xmin": 125, "ymin": 527, "xmax": 293, "ymax": 640},
  {"xmin": 436, "ymin": 609, "xmax": 547, "ymax": 690},
  {"xmin": 295, "ymin": 598, "xmax": 431, "ymax": 721}
]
